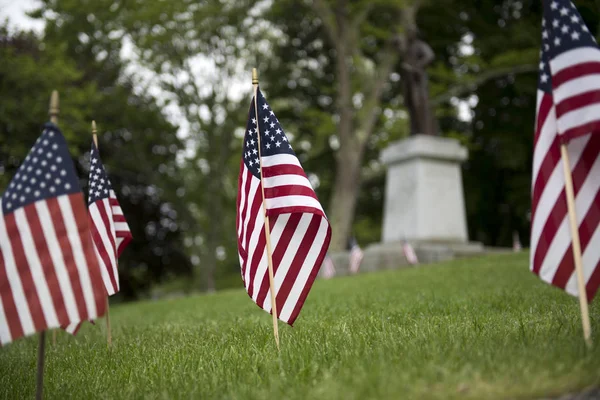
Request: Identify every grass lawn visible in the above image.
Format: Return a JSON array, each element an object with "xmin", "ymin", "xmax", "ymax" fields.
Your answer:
[{"xmin": 1, "ymin": 253, "xmax": 599, "ymax": 399}]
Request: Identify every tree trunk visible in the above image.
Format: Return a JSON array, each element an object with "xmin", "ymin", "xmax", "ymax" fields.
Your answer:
[{"xmin": 328, "ymin": 137, "xmax": 363, "ymax": 251}]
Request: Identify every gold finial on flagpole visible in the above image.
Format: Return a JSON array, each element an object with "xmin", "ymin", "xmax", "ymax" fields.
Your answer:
[
  {"xmin": 49, "ymin": 90, "xmax": 59, "ymax": 125},
  {"xmin": 252, "ymin": 68, "xmax": 258, "ymax": 85},
  {"xmin": 92, "ymin": 120, "xmax": 98, "ymax": 147}
]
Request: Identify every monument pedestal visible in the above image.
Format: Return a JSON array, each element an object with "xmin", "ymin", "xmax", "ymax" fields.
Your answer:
[{"xmin": 381, "ymin": 134, "xmax": 470, "ymax": 244}]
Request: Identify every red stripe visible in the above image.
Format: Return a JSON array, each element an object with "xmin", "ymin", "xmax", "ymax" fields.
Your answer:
[
  {"xmin": 264, "ymin": 185, "xmax": 318, "ymax": 200},
  {"xmin": 0, "ymin": 243, "xmax": 24, "ymax": 341},
  {"xmin": 5, "ymin": 213, "xmax": 46, "ymax": 331},
  {"xmin": 555, "ymin": 90, "xmax": 600, "ymax": 117},
  {"xmin": 238, "ymin": 167, "xmax": 254, "ymax": 255},
  {"xmin": 269, "ymin": 206, "xmax": 326, "ymax": 219},
  {"xmin": 586, "ymin": 258, "xmax": 600, "ymax": 301},
  {"xmin": 24, "ymin": 205, "xmax": 69, "ymax": 327},
  {"xmin": 71, "ymin": 195, "xmax": 106, "ymax": 318},
  {"xmin": 240, "ymin": 176, "xmax": 261, "ymax": 281},
  {"xmin": 255, "ymin": 214, "xmax": 301, "ymax": 308},
  {"xmin": 109, "ymin": 198, "xmax": 120, "ymax": 206},
  {"xmin": 47, "ymin": 198, "xmax": 86, "ymax": 322},
  {"xmin": 112, "ymin": 215, "xmax": 127, "ymax": 223},
  {"xmin": 97, "ymin": 200, "xmax": 117, "ymax": 259},
  {"xmin": 531, "ymin": 136, "xmax": 561, "ymax": 224},
  {"xmin": 552, "ymin": 62, "xmax": 600, "ymax": 88},
  {"xmin": 89, "ymin": 212, "xmax": 118, "ymax": 294},
  {"xmin": 561, "ymin": 121, "xmax": 600, "ymax": 143},
  {"xmin": 246, "ymin": 213, "xmax": 273, "ymax": 300},
  {"xmin": 116, "ymin": 234, "xmax": 132, "ymax": 258},
  {"xmin": 534, "ymin": 94, "xmax": 553, "ymax": 147},
  {"xmin": 262, "ymin": 164, "xmax": 307, "ymax": 178}
]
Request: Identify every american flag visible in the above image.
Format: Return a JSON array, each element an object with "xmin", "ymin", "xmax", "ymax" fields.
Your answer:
[
  {"xmin": 322, "ymin": 255, "xmax": 336, "ymax": 279},
  {"xmin": 0, "ymin": 123, "xmax": 107, "ymax": 345},
  {"xmin": 88, "ymin": 141, "xmax": 132, "ymax": 296},
  {"xmin": 530, "ymin": 0, "xmax": 600, "ymax": 299},
  {"xmin": 348, "ymin": 238, "xmax": 364, "ymax": 274},
  {"xmin": 236, "ymin": 88, "xmax": 331, "ymax": 325},
  {"xmin": 402, "ymin": 241, "xmax": 419, "ymax": 265}
]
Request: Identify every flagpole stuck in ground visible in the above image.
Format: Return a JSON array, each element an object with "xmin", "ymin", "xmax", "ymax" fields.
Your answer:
[
  {"xmin": 252, "ymin": 68, "xmax": 280, "ymax": 351},
  {"xmin": 92, "ymin": 120, "xmax": 113, "ymax": 348},
  {"xmin": 36, "ymin": 89, "xmax": 60, "ymax": 400},
  {"xmin": 560, "ymin": 143, "xmax": 592, "ymax": 348}
]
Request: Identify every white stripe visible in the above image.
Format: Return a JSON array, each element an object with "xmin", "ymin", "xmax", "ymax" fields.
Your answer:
[
  {"xmin": 262, "ymin": 214, "xmax": 312, "ymax": 312},
  {"xmin": 0, "ymin": 202, "xmax": 35, "ymax": 336},
  {"xmin": 532, "ymin": 94, "xmax": 556, "ymax": 184},
  {"xmin": 95, "ymin": 245, "xmax": 116, "ymax": 295},
  {"xmin": 242, "ymin": 177, "xmax": 260, "ymax": 253},
  {"xmin": 59, "ymin": 196, "xmax": 98, "ymax": 319},
  {"xmin": 14, "ymin": 208, "xmax": 59, "ymax": 327},
  {"xmin": 261, "ymin": 154, "xmax": 301, "ymax": 168},
  {"xmin": 114, "ymin": 222, "xmax": 129, "ymax": 231},
  {"xmin": 266, "ymin": 195, "xmax": 324, "ymax": 213},
  {"xmin": 537, "ymin": 148, "xmax": 600, "ymax": 283},
  {"xmin": 263, "ymin": 175, "xmax": 313, "ymax": 189},
  {"xmin": 550, "ymin": 47, "xmax": 600, "ymax": 73},
  {"xmin": 279, "ymin": 217, "xmax": 329, "ymax": 322},
  {"xmin": 90, "ymin": 202, "xmax": 117, "ymax": 272},
  {"xmin": 565, "ymin": 225, "xmax": 600, "ymax": 296},
  {"xmin": 111, "ymin": 206, "xmax": 124, "ymax": 216},
  {"xmin": 104, "ymin": 198, "xmax": 120, "ymax": 292},
  {"xmin": 244, "ymin": 197, "xmax": 263, "ymax": 286},
  {"xmin": 530, "ymin": 135, "xmax": 589, "ymax": 256},
  {"xmin": 557, "ymin": 102, "xmax": 600, "ymax": 134},
  {"xmin": 554, "ymin": 75, "xmax": 600, "ymax": 106},
  {"xmin": 35, "ymin": 202, "xmax": 80, "ymax": 323},
  {"xmin": 64, "ymin": 322, "xmax": 79, "ymax": 335},
  {"xmin": 237, "ymin": 166, "xmax": 249, "ymax": 237},
  {"xmin": 251, "ymin": 214, "xmax": 289, "ymax": 302},
  {"xmin": 0, "ymin": 293, "xmax": 11, "ymax": 344}
]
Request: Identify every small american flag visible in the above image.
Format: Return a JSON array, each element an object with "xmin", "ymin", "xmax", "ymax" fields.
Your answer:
[
  {"xmin": 322, "ymin": 255, "xmax": 336, "ymax": 279},
  {"xmin": 348, "ymin": 242, "xmax": 364, "ymax": 274},
  {"xmin": 0, "ymin": 123, "xmax": 107, "ymax": 345},
  {"xmin": 236, "ymin": 88, "xmax": 331, "ymax": 325},
  {"xmin": 88, "ymin": 141, "xmax": 132, "ymax": 296},
  {"xmin": 403, "ymin": 241, "xmax": 419, "ymax": 265},
  {"xmin": 530, "ymin": 0, "xmax": 600, "ymax": 299}
]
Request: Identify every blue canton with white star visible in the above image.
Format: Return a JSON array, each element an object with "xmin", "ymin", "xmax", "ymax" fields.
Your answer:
[
  {"xmin": 243, "ymin": 88, "xmax": 295, "ymax": 178},
  {"xmin": 539, "ymin": 0, "xmax": 598, "ymax": 92},
  {"xmin": 88, "ymin": 141, "xmax": 113, "ymax": 204},
  {"xmin": 1, "ymin": 123, "xmax": 80, "ymax": 215}
]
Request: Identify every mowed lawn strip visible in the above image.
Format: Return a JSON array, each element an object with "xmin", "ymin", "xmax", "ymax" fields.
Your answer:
[{"xmin": 1, "ymin": 253, "xmax": 599, "ymax": 399}]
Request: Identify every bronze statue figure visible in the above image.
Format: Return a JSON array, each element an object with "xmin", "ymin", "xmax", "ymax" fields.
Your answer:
[{"xmin": 394, "ymin": 28, "xmax": 438, "ymax": 136}]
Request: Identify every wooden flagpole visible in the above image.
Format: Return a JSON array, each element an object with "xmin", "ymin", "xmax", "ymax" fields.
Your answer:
[
  {"xmin": 92, "ymin": 121, "xmax": 112, "ymax": 348},
  {"xmin": 560, "ymin": 143, "xmax": 592, "ymax": 348},
  {"xmin": 252, "ymin": 68, "xmax": 280, "ymax": 351},
  {"xmin": 36, "ymin": 90, "xmax": 60, "ymax": 400},
  {"xmin": 50, "ymin": 90, "xmax": 60, "ymax": 347}
]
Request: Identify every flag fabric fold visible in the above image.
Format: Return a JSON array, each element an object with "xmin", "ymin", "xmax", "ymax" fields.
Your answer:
[
  {"xmin": 236, "ymin": 88, "xmax": 331, "ymax": 326},
  {"xmin": 530, "ymin": 0, "xmax": 600, "ymax": 300},
  {"xmin": 0, "ymin": 123, "xmax": 107, "ymax": 345}
]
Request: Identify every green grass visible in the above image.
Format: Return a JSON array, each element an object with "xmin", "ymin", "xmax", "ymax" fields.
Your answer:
[{"xmin": 1, "ymin": 253, "xmax": 600, "ymax": 399}]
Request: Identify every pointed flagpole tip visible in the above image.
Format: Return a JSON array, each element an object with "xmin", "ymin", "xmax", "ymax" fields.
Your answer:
[
  {"xmin": 49, "ymin": 90, "xmax": 59, "ymax": 125},
  {"xmin": 252, "ymin": 68, "xmax": 258, "ymax": 85}
]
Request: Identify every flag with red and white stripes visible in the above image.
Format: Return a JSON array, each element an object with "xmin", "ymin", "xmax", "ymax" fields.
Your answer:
[
  {"xmin": 530, "ymin": 0, "xmax": 600, "ymax": 300},
  {"xmin": 0, "ymin": 123, "xmax": 107, "ymax": 345},
  {"xmin": 322, "ymin": 255, "xmax": 336, "ymax": 279},
  {"xmin": 236, "ymin": 88, "xmax": 331, "ymax": 325},
  {"xmin": 88, "ymin": 141, "xmax": 132, "ymax": 296},
  {"xmin": 349, "ymin": 244, "xmax": 364, "ymax": 274}
]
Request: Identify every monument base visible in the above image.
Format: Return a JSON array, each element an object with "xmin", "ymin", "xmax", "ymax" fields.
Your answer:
[{"xmin": 380, "ymin": 134, "xmax": 470, "ymax": 244}]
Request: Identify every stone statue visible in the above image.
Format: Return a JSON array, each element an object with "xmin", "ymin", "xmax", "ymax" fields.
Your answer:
[{"xmin": 394, "ymin": 28, "xmax": 438, "ymax": 136}]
